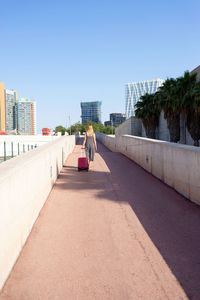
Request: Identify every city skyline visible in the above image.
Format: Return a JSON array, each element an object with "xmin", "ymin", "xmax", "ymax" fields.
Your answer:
[
  {"xmin": 0, "ymin": 82, "xmax": 37, "ymax": 135},
  {"xmin": 0, "ymin": 0, "xmax": 200, "ymax": 132}
]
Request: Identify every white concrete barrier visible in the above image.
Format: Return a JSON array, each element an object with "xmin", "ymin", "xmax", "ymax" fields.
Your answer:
[
  {"xmin": 96, "ymin": 133, "xmax": 200, "ymax": 205},
  {"xmin": 95, "ymin": 133, "xmax": 117, "ymax": 152},
  {"xmin": 0, "ymin": 135, "xmax": 75, "ymax": 290},
  {"xmin": 0, "ymin": 135, "xmax": 59, "ymax": 157},
  {"xmin": 115, "ymin": 114, "xmax": 198, "ymax": 146}
]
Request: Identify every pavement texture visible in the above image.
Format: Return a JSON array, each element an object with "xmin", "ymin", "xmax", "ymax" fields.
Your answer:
[{"xmin": 1, "ymin": 140, "xmax": 200, "ymax": 300}]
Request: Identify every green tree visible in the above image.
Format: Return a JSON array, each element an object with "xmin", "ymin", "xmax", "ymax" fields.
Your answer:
[
  {"xmin": 66, "ymin": 121, "xmax": 115, "ymax": 135},
  {"xmin": 103, "ymin": 125, "xmax": 114, "ymax": 134},
  {"xmin": 54, "ymin": 125, "xmax": 67, "ymax": 135},
  {"xmin": 175, "ymin": 71, "xmax": 200, "ymax": 146},
  {"xmin": 135, "ymin": 93, "xmax": 160, "ymax": 139},
  {"xmin": 185, "ymin": 81, "xmax": 200, "ymax": 146},
  {"xmin": 157, "ymin": 78, "xmax": 181, "ymax": 143},
  {"xmin": 67, "ymin": 122, "xmax": 82, "ymax": 135},
  {"xmin": 135, "ymin": 71, "xmax": 200, "ymax": 146},
  {"xmin": 177, "ymin": 71, "xmax": 197, "ymax": 113}
]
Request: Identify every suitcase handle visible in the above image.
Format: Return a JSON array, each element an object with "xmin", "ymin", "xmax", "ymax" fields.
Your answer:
[{"xmin": 81, "ymin": 148, "xmax": 86, "ymax": 157}]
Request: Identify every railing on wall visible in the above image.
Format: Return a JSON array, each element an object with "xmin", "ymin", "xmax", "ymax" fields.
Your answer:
[{"xmin": 0, "ymin": 141, "xmax": 39, "ymax": 163}]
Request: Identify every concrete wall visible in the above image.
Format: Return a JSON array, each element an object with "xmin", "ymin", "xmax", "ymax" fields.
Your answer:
[
  {"xmin": 0, "ymin": 135, "xmax": 58, "ymax": 142},
  {"xmin": 116, "ymin": 113, "xmax": 200, "ymax": 146},
  {"xmin": 191, "ymin": 65, "xmax": 200, "ymax": 82},
  {"xmin": 186, "ymin": 128, "xmax": 195, "ymax": 146},
  {"xmin": 142, "ymin": 123, "xmax": 147, "ymax": 138},
  {"xmin": 158, "ymin": 111, "xmax": 170, "ymax": 141},
  {"xmin": 115, "ymin": 117, "xmax": 133, "ymax": 137},
  {"xmin": 115, "ymin": 114, "xmax": 169, "ymax": 141},
  {"xmin": 115, "ymin": 117, "xmax": 142, "ymax": 137},
  {"xmin": 96, "ymin": 133, "xmax": 117, "ymax": 152},
  {"xmin": 96, "ymin": 133, "xmax": 200, "ymax": 206},
  {"xmin": 0, "ymin": 135, "xmax": 59, "ymax": 157},
  {"xmin": 0, "ymin": 135, "xmax": 75, "ymax": 290}
]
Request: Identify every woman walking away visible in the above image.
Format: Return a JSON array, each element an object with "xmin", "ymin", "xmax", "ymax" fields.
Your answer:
[{"xmin": 82, "ymin": 125, "xmax": 97, "ymax": 169}]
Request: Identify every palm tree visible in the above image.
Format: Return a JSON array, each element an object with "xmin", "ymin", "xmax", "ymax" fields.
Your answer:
[
  {"xmin": 177, "ymin": 71, "xmax": 199, "ymax": 146},
  {"xmin": 135, "ymin": 93, "xmax": 160, "ymax": 139},
  {"xmin": 157, "ymin": 78, "xmax": 181, "ymax": 143},
  {"xmin": 177, "ymin": 71, "xmax": 197, "ymax": 113},
  {"xmin": 186, "ymin": 81, "xmax": 200, "ymax": 146}
]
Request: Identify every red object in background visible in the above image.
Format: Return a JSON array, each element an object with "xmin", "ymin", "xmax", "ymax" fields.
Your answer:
[
  {"xmin": 0, "ymin": 131, "xmax": 6, "ymax": 135},
  {"xmin": 42, "ymin": 128, "xmax": 51, "ymax": 136}
]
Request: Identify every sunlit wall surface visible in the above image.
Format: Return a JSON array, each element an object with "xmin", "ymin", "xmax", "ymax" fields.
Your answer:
[{"xmin": 125, "ymin": 79, "xmax": 165, "ymax": 119}]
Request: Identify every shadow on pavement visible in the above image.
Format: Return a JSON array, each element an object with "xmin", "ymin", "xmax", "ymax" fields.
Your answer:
[{"xmin": 57, "ymin": 138, "xmax": 200, "ymax": 300}]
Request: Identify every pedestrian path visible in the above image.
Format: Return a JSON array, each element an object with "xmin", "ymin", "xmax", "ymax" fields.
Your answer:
[{"xmin": 1, "ymin": 142, "xmax": 200, "ymax": 300}]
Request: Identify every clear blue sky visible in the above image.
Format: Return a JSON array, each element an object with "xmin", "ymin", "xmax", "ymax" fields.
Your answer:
[{"xmin": 0, "ymin": 0, "xmax": 199, "ymax": 132}]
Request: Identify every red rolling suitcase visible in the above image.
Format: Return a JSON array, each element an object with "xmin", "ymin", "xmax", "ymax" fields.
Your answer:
[{"xmin": 78, "ymin": 149, "xmax": 89, "ymax": 171}]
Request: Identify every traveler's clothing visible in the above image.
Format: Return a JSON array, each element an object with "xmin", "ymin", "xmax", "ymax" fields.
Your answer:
[{"xmin": 85, "ymin": 135, "xmax": 95, "ymax": 161}]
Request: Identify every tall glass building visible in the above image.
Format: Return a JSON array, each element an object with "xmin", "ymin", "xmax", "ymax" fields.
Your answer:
[
  {"xmin": 81, "ymin": 101, "xmax": 102, "ymax": 124},
  {"xmin": 17, "ymin": 98, "xmax": 37, "ymax": 135},
  {"xmin": 104, "ymin": 113, "xmax": 126, "ymax": 127},
  {"xmin": 0, "ymin": 83, "xmax": 37, "ymax": 135},
  {"xmin": 5, "ymin": 89, "xmax": 18, "ymax": 132},
  {"xmin": 0, "ymin": 83, "xmax": 6, "ymax": 132},
  {"xmin": 125, "ymin": 78, "xmax": 165, "ymax": 119}
]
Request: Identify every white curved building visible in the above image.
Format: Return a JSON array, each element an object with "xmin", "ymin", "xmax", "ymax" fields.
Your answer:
[{"xmin": 125, "ymin": 78, "xmax": 165, "ymax": 119}]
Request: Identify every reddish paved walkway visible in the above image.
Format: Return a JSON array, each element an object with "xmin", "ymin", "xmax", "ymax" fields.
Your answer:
[{"xmin": 1, "ymin": 141, "xmax": 200, "ymax": 299}]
